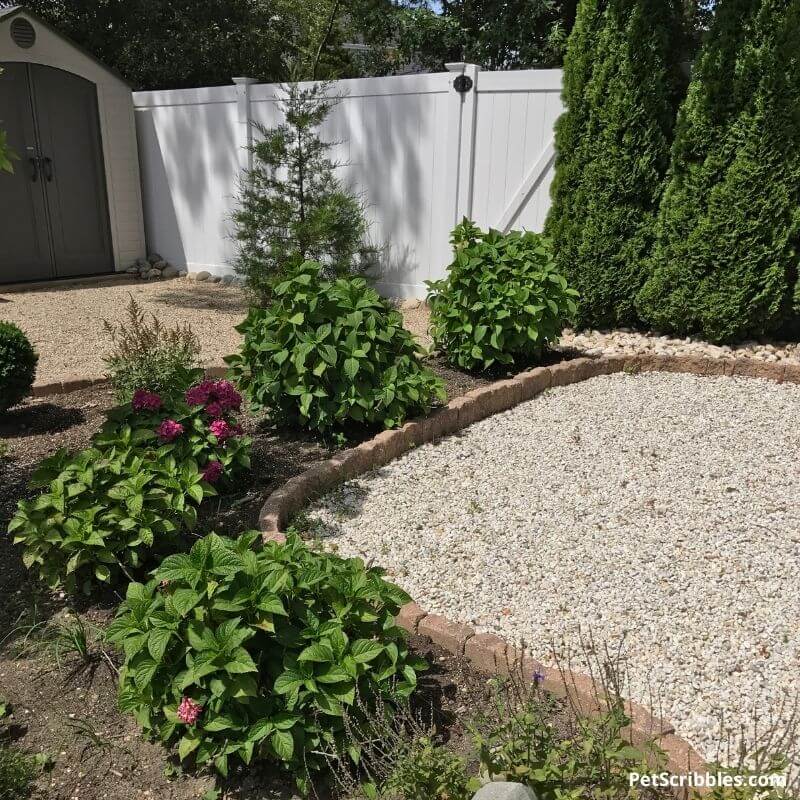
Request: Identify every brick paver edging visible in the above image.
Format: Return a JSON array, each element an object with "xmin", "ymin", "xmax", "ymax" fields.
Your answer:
[
  {"xmin": 257, "ymin": 352, "xmax": 800, "ymax": 779},
  {"xmin": 30, "ymin": 365, "xmax": 229, "ymax": 398}
]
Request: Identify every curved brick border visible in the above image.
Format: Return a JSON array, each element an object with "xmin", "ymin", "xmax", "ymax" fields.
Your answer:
[
  {"xmin": 29, "ymin": 365, "xmax": 229, "ymax": 398},
  {"xmin": 258, "ymin": 352, "xmax": 800, "ymax": 778}
]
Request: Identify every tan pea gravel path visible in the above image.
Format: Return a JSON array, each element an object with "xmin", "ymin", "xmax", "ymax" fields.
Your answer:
[{"xmin": 0, "ymin": 278, "xmax": 251, "ymax": 384}]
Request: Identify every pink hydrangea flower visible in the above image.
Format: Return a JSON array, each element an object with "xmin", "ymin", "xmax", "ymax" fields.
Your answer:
[
  {"xmin": 185, "ymin": 379, "xmax": 242, "ymax": 414},
  {"xmin": 132, "ymin": 389, "xmax": 162, "ymax": 412},
  {"xmin": 214, "ymin": 380, "xmax": 242, "ymax": 411},
  {"xmin": 157, "ymin": 419, "xmax": 184, "ymax": 442},
  {"xmin": 209, "ymin": 419, "xmax": 241, "ymax": 442},
  {"xmin": 185, "ymin": 380, "xmax": 213, "ymax": 407},
  {"xmin": 202, "ymin": 460, "xmax": 223, "ymax": 483},
  {"xmin": 204, "ymin": 401, "xmax": 224, "ymax": 419},
  {"xmin": 177, "ymin": 696, "xmax": 203, "ymax": 725}
]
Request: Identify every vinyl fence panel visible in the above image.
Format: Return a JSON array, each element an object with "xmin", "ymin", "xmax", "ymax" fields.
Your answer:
[{"xmin": 133, "ymin": 66, "xmax": 563, "ymax": 297}]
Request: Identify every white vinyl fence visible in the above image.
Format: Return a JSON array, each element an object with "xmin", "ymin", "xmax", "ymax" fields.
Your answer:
[{"xmin": 132, "ymin": 64, "xmax": 563, "ymax": 298}]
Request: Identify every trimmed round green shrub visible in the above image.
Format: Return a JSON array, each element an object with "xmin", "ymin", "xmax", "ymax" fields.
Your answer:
[
  {"xmin": 107, "ymin": 531, "xmax": 425, "ymax": 782},
  {"xmin": 226, "ymin": 261, "xmax": 445, "ymax": 433},
  {"xmin": 544, "ymin": 0, "xmax": 686, "ymax": 329},
  {"xmin": 426, "ymin": 220, "xmax": 578, "ymax": 372},
  {"xmin": 0, "ymin": 322, "xmax": 37, "ymax": 411},
  {"xmin": 636, "ymin": 0, "xmax": 800, "ymax": 343}
]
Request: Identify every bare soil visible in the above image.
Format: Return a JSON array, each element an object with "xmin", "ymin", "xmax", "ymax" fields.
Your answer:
[{"xmin": 0, "ymin": 360, "xmax": 503, "ymax": 800}]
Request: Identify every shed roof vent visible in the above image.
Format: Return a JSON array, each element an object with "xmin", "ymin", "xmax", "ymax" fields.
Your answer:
[{"xmin": 10, "ymin": 17, "xmax": 35, "ymax": 48}]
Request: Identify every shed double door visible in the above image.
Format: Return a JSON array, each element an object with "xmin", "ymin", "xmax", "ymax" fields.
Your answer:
[{"xmin": 0, "ymin": 62, "xmax": 113, "ymax": 283}]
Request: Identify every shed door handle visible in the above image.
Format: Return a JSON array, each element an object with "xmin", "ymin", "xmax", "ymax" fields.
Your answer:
[{"xmin": 29, "ymin": 156, "xmax": 38, "ymax": 182}]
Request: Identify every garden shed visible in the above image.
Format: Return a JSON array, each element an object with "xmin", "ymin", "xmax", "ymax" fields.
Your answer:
[{"xmin": 0, "ymin": 6, "xmax": 145, "ymax": 283}]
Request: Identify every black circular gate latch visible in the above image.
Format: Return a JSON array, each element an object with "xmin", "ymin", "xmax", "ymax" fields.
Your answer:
[{"xmin": 453, "ymin": 74, "xmax": 473, "ymax": 93}]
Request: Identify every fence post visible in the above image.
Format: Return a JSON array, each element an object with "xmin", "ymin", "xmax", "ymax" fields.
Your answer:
[
  {"xmin": 444, "ymin": 63, "xmax": 480, "ymax": 226},
  {"xmin": 232, "ymin": 76, "xmax": 257, "ymax": 173}
]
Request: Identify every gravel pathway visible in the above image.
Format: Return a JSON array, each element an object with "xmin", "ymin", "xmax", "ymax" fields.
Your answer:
[
  {"xmin": 305, "ymin": 373, "xmax": 800, "ymax": 764},
  {"xmin": 0, "ymin": 278, "xmax": 250, "ymax": 383},
  {"xmin": 0, "ymin": 279, "xmax": 436, "ymax": 384}
]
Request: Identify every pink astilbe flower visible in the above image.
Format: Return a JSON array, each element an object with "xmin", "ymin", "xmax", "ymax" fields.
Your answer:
[
  {"xmin": 202, "ymin": 460, "xmax": 223, "ymax": 483},
  {"xmin": 157, "ymin": 419, "xmax": 184, "ymax": 442},
  {"xmin": 132, "ymin": 389, "xmax": 162, "ymax": 412},
  {"xmin": 177, "ymin": 696, "xmax": 203, "ymax": 725},
  {"xmin": 209, "ymin": 419, "xmax": 242, "ymax": 442}
]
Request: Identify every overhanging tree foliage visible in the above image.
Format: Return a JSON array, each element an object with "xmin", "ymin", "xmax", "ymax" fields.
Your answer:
[
  {"xmin": 636, "ymin": 0, "xmax": 800, "ymax": 343},
  {"xmin": 19, "ymin": 0, "xmax": 361, "ymax": 88},
  {"xmin": 544, "ymin": 0, "xmax": 686, "ymax": 329}
]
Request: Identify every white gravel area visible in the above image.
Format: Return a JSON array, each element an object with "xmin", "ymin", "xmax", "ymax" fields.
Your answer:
[{"xmin": 305, "ymin": 372, "xmax": 800, "ymax": 763}]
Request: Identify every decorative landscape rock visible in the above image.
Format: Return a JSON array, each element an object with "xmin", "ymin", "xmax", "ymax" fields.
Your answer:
[
  {"xmin": 472, "ymin": 783, "xmax": 538, "ymax": 800},
  {"xmin": 194, "ymin": 271, "xmax": 210, "ymax": 282},
  {"xmin": 560, "ymin": 327, "xmax": 800, "ymax": 364}
]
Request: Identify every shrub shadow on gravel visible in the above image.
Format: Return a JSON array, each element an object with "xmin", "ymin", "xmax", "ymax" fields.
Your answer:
[
  {"xmin": 151, "ymin": 286, "xmax": 249, "ymax": 315},
  {"xmin": 1, "ymin": 403, "xmax": 86, "ymax": 439}
]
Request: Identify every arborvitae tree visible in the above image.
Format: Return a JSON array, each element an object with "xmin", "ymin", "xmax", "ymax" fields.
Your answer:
[
  {"xmin": 544, "ymin": 0, "xmax": 686, "ymax": 329},
  {"xmin": 233, "ymin": 82, "xmax": 371, "ymax": 304},
  {"xmin": 637, "ymin": 0, "xmax": 800, "ymax": 343}
]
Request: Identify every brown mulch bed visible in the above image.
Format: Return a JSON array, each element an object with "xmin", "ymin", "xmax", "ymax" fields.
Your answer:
[
  {"xmin": 0, "ymin": 626, "xmax": 500, "ymax": 800},
  {"xmin": 0, "ymin": 351, "xmax": 580, "ymax": 799}
]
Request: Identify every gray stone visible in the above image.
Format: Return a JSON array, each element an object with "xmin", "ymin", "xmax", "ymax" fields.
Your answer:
[
  {"xmin": 136, "ymin": 257, "xmax": 149, "ymax": 268},
  {"xmin": 154, "ymin": 260, "xmax": 168, "ymax": 270},
  {"xmin": 177, "ymin": 269, "xmax": 188, "ymax": 278},
  {"xmin": 472, "ymin": 783, "xmax": 537, "ymax": 800},
  {"xmin": 125, "ymin": 266, "xmax": 139, "ymax": 274},
  {"xmin": 207, "ymin": 274, "xmax": 221, "ymax": 283},
  {"xmin": 147, "ymin": 253, "xmax": 162, "ymax": 264},
  {"xmin": 161, "ymin": 265, "xmax": 180, "ymax": 278},
  {"xmin": 194, "ymin": 271, "xmax": 211, "ymax": 282},
  {"xmin": 220, "ymin": 274, "xmax": 235, "ymax": 286},
  {"xmin": 146, "ymin": 268, "xmax": 162, "ymax": 279}
]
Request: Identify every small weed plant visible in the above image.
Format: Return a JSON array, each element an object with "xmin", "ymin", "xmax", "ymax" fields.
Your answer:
[
  {"xmin": 107, "ymin": 531, "xmax": 426, "ymax": 785},
  {"xmin": 103, "ymin": 295, "xmax": 202, "ymax": 402},
  {"xmin": 0, "ymin": 700, "xmax": 38, "ymax": 800},
  {"xmin": 227, "ymin": 261, "xmax": 445, "ymax": 433},
  {"xmin": 11, "ymin": 379, "xmax": 250, "ymax": 593},
  {"xmin": 326, "ymin": 696, "xmax": 473, "ymax": 800},
  {"xmin": 427, "ymin": 220, "xmax": 578, "ymax": 372}
]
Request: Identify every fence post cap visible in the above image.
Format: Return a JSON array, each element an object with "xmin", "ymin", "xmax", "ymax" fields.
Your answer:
[{"xmin": 232, "ymin": 76, "xmax": 258, "ymax": 85}]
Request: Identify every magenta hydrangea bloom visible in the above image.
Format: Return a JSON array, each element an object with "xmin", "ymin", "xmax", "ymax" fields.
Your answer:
[
  {"xmin": 185, "ymin": 380, "xmax": 213, "ymax": 407},
  {"xmin": 157, "ymin": 419, "xmax": 184, "ymax": 442},
  {"xmin": 204, "ymin": 401, "xmax": 224, "ymax": 419},
  {"xmin": 132, "ymin": 389, "xmax": 162, "ymax": 412},
  {"xmin": 202, "ymin": 460, "xmax": 223, "ymax": 483},
  {"xmin": 209, "ymin": 418, "xmax": 242, "ymax": 442},
  {"xmin": 214, "ymin": 380, "xmax": 242, "ymax": 411},
  {"xmin": 185, "ymin": 379, "xmax": 242, "ymax": 414},
  {"xmin": 177, "ymin": 696, "xmax": 203, "ymax": 725}
]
